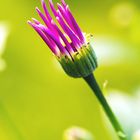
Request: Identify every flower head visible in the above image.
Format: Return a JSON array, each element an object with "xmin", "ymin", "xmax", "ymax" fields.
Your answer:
[{"xmin": 28, "ymin": 0, "xmax": 97, "ymax": 78}]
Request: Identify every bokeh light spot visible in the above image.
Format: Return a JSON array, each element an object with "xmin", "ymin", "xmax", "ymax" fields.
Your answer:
[
  {"xmin": 0, "ymin": 22, "xmax": 10, "ymax": 71},
  {"xmin": 109, "ymin": 2, "xmax": 137, "ymax": 28}
]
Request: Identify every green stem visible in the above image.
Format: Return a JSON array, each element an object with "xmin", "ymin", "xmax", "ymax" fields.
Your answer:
[{"xmin": 83, "ymin": 73, "xmax": 127, "ymax": 140}]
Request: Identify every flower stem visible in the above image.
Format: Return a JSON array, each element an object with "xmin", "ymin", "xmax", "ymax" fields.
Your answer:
[{"xmin": 83, "ymin": 73, "xmax": 127, "ymax": 140}]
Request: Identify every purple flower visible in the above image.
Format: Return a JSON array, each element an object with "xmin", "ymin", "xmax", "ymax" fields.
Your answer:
[{"xmin": 28, "ymin": 0, "xmax": 97, "ymax": 78}]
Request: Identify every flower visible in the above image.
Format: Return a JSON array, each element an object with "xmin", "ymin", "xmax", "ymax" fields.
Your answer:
[
  {"xmin": 63, "ymin": 126, "xmax": 94, "ymax": 140},
  {"xmin": 28, "ymin": 2, "xmax": 127, "ymax": 139},
  {"xmin": 28, "ymin": 0, "xmax": 97, "ymax": 78}
]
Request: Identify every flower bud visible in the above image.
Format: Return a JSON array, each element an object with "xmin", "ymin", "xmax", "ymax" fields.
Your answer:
[{"xmin": 28, "ymin": 0, "xmax": 97, "ymax": 78}]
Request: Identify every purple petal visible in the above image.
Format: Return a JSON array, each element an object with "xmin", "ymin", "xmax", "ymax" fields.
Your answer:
[
  {"xmin": 57, "ymin": 3, "xmax": 76, "ymax": 34},
  {"xmin": 49, "ymin": 0, "xmax": 57, "ymax": 17},
  {"xmin": 28, "ymin": 21, "xmax": 60, "ymax": 56},
  {"xmin": 36, "ymin": 7, "xmax": 59, "ymax": 39},
  {"xmin": 56, "ymin": 12, "xmax": 81, "ymax": 50},
  {"xmin": 66, "ymin": 5, "xmax": 85, "ymax": 43},
  {"xmin": 61, "ymin": 0, "xmax": 67, "ymax": 7},
  {"xmin": 32, "ymin": 18, "xmax": 40, "ymax": 25},
  {"xmin": 36, "ymin": 7, "xmax": 50, "ymax": 27},
  {"xmin": 41, "ymin": 0, "xmax": 52, "ymax": 21},
  {"xmin": 51, "ymin": 20, "xmax": 74, "ymax": 54},
  {"xmin": 39, "ymin": 24, "xmax": 69, "ymax": 55}
]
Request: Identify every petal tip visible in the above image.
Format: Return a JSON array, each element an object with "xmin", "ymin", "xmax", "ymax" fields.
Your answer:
[
  {"xmin": 41, "ymin": 0, "xmax": 46, "ymax": 6},
  {"xmin": 49, "ymin": 0, "xmax": 53, "ymax": 4},
  {"xmin": 32, "ymin": 18, "xmax": 40, "ymax": 24},
  {"xmin": 61, "ymin": 0, "xmax": 67, "ymax": 6},
  {"xmin": 27, "ymin": 20, "xmax": 32, "ymax": 25},
  {"xmin": 35, "ymin": 7, "xmax": 40, "ymax": 12},
  {"xmin": 57, "ymin": 3, "xmax": 61, "ymax": 6}
]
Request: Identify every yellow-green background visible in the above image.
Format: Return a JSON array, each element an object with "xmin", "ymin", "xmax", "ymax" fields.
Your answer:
[{"xmin": 0, "ymin": 0, "xmax": 140, "ymax": 140}]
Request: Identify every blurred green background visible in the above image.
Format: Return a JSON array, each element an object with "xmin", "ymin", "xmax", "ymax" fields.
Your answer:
[{"xmin": 0, "ymin": 0, "xmax": 140, "ymax": 140}]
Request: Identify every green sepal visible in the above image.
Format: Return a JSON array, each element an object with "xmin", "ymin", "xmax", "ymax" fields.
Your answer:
[{"xmin": 57, "ymin": 42, "xmax": 98, "ymax": 78}]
